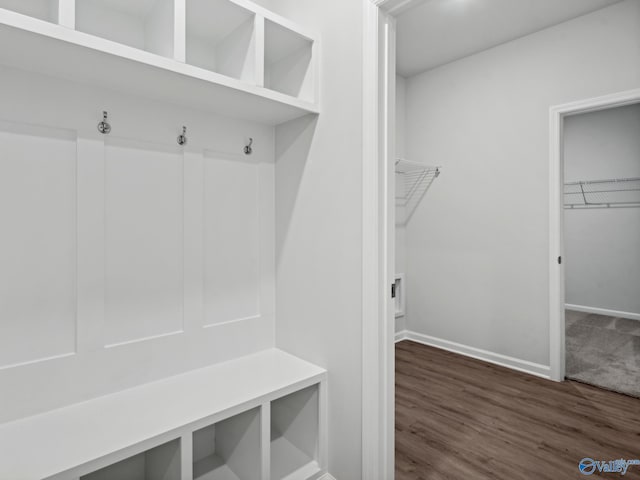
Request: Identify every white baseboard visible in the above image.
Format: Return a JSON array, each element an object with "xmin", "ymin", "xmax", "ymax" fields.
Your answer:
[
  {"xmin": 565, "ymin": 304, "xmax": 640, "ymax": 321},
  {"xmin": 395, "ymin": 330, "xmax": 407, "ymax": 343},
  {"xmin": 396, "ymin": 330, "xmax": 550, "ymax": 379}
]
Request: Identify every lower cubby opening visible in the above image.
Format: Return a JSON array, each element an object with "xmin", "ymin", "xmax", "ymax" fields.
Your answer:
[
  {"xmin": 193, "ymin": 407, "xmax": 261, "ymax": 480},
  {"xmin": 270, "ymin": 385, "xmax": 320, "ymax": 480},
  {"xmin": 80, "ymin": 438, "xmax": 180, "ymax": 480}
]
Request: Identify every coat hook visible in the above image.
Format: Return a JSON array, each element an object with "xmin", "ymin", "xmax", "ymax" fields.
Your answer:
[
  {"xmin": 177, "ymin": 126, "xmax": 187, "ymax": 146},
  {"xmin": 244, "ymin": 138, "xmax": 253, "ymax": 155},
  {"xmin": 97, "ymin": 111, "xmax": 111, "ymax": 135}
]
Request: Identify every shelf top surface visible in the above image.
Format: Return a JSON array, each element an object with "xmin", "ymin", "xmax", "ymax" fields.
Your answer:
[{"xmin": 0, "ymin": 349, "xmax": 326, "ymax": 480}]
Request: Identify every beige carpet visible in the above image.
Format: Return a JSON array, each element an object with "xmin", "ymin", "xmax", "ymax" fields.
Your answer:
[{"xmin": 566, "ymin": 310, "xmax": 640, "ymax": 398}]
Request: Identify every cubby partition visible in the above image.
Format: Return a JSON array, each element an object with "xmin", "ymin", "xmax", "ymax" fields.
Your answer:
[{"xmin": 0, "ymin": 0, "xmax": 318, "ymax": 112}]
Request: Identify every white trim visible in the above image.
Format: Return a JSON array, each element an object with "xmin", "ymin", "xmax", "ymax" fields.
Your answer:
[
  {"xmin": 566, "ymin": 304, "xmax": 640, "ymax": 322},
  {"xmin": 361, "ymin": 0, "xmax": 383, "ymax": 478},
  {"xmin": 104, "ymin": 330, "xmax": 184, "ymax": 349},
  {"xmin": 381, "ymin": 15, "xmax": 397, "ymax": 480},
  {"xmin": 394, "ymin": 330, "xmax": 408, "ymax": 343},
  {"xmin": 362, "ymin": 1, "xmax": 422, "ymax": 478},
  {"xmin": 549, "ymin": 88, "xmax": 640, "ymax": 382},
  {"xmin": 318, "ymin": 475, "xmax": 337, "ymax": 480},
  {"xmin": 401, "ymin": 331, "xmax": 551, "ymax": 379},
  {"xmin": 0, "ymin": 352, "xmax": 76, "ymax": 372},
  {"xmin": 202, "ymin": 314, "xmax": 262, "ymax": 329}
]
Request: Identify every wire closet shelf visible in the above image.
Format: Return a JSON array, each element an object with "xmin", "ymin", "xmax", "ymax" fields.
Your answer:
[
  {"xmin": 395, "ymin": 159, "xmax": 440, "ymax": 225},
  {"xmin": 564, "ymin": 177, "xmax": 640, "ymax": 209}
]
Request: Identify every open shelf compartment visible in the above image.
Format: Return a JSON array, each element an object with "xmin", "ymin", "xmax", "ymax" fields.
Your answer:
[
  {"xmin": 76, "ymin": 0, "xmax": 175, "ymax": 58},
  {"xmin": 264, "ymin": 19, "xmax": 314, "ymax": 101},
  {"xmin": 80, "ymin": 438, "xmax": 181, "ymax": 480},
  {"xmin": 193, "ymin": 407, "xmax": 261, "ymax": 480},
  {"xmin": 271, "ymin": 384, "xmax": 320, "ymax": 480},
  {"xmin": 186, "ymin": 0, "xmax": 256, "ymax": 83},
  {"xmin": 0, "ymin": 0, "xmax": 60, "ymax": 23}
]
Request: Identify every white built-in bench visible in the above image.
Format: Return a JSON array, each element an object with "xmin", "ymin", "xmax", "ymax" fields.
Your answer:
[{"xmin": 0, "ymin": 349, "xmax": 327, "ymax": 480}]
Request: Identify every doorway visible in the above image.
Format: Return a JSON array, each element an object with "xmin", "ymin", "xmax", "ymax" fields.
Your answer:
[
  {"xmin": 365, "ymin": 1, "xmax": 640, "ymax": 478},
  {"xmin": 561, "ymin": 103, "xmax": 640, "ymax": 396},
  {"xmin": 549, "ymin": 89, "xmax": 640, "ymax": 385}
]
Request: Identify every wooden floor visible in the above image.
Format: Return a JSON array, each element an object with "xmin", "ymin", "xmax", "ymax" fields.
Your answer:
[{"xmin": 396, "ymin": 341, "xmax": 640, "ymax": 480}]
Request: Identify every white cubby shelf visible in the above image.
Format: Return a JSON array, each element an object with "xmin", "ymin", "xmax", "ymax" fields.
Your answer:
[
  {"xmin": 271, "ymin": 386, "xmax": 321, "ymax": 480},
  {"xmin": 75, "ymin": 0, "xmax": 176, "ymax": 58},
  {"xmin": 186, "ymin": 0, "xmax": 257, "ymax": 83},
  {"xmin": 0, "ymin": 349, "xmax": 327, "ymax": 480},
  {"xmin": 264, "ymin": 20, "xmax": 314, "ymax": 102},
  {"xmin": 0, "ymin": 0, "xmax": 319, "ymax": 125},
  {"xmin": 192, "ymin": 408, "xmax": 261, "ymax": 480}
]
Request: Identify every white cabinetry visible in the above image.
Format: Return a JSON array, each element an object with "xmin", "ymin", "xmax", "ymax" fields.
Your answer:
[
  {"xmin": 0, "ymin": 0, "xmax": 319, "ymax": 124},
  {"xmin": 0, "ymin": 350, "xmax": 327, "ymax": 480}
]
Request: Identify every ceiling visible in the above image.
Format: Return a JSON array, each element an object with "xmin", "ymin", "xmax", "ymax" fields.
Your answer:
[{"xmin": 396, "ymin": 0, "xmax": 624, "ymax": 77}]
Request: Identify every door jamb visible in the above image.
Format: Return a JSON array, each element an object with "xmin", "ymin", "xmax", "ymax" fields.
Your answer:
[{"xmin": 362, "ymin": 0, "xmax": 412, "ymax": 478}]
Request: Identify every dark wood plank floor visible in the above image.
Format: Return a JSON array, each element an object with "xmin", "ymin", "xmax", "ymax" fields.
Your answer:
[{"xmin": 396, "ymin": 340, "xmax": 640, "ymax": 480}]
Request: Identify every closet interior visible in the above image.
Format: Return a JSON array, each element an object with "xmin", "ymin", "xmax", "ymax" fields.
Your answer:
[{"xmin": 563, "ymin": 103, "xmax": 640, "ymax": 397}]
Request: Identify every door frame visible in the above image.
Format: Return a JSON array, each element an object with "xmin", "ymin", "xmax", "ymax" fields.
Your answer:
[
  {"xmin": 362, "ymin": 2, "xmax": 394, "ymax": 478},
  {"xmin": 548, "ymin": 88, "xmax": 640, "ymax": 382},
  {"xmin": 362, "ymin": 0, "xmax": 427, "ymax": 478}
]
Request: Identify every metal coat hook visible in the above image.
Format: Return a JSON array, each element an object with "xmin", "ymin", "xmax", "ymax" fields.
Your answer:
[
  {"xmin": 244, "ymin": 138, "xmax": 253, "ymax": 155},
  {"xmin": 97, "ymin": 111, "xmax": 111, "ymax": 135},
  {"xmin": 177, "ymin": 126, "xmax": 187, "ymax": 146}
]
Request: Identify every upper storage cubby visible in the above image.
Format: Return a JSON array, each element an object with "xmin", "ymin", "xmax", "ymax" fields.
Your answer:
[
  {"xmin": 76, "ymin": 0, "xmax": 175, "ymax": 58},
  {"xmin": 0, "ymin": 0, "xmax": 319, "ymax": 124},
  {"xmin": 0, "ymin": 0, "xmax": 59, "ymax": 23},
  {"xmin": 186, "ymin": 0, "xmax": 256, "ymax": 83},
  {"xmin": 264, "ymin": 19, "xmax": 314, "ymax": 101}
]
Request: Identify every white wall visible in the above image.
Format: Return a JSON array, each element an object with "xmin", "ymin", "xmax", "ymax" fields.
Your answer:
[
  {"xmin": 404, "ymin": 0, "xmax": 640, "ymax": 366},
  {"xmin": 564, "ymin": 104, "xmax": 640, "ymax": 315},
  {"xmin": 0, "ymin": 66, "xmax": 275, "ymax": 423},
  {"xmin": 252, "ymin": 0, "xmax": 365, "ymax": 478},
  {"xmin": 395, "ymin": 74, "xmax": 408, "ymax": 332}
]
